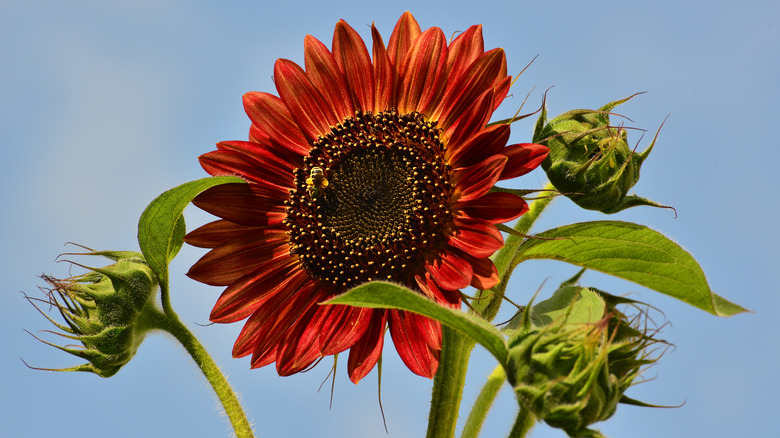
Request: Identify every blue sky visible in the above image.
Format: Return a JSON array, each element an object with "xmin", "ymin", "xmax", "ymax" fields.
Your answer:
[{"xmin": 2, "ymin": 1, "xmax": 778, "ymax": 437}]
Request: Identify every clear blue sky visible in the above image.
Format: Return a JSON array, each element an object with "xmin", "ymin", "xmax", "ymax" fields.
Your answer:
[{"xmin": 2, "ymin": 1, "xmax": 777, "ymax": 437}]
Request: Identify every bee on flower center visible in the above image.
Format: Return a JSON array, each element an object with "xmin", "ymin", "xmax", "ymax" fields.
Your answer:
[{"xmin": 306, "ymin": 166, "xmax": 329, "ymax": 198}]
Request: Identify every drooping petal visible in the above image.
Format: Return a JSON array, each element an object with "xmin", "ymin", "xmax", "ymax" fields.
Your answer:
[
  {"xmin": 232, "ymin": 281, "xmax": 316, "ymax": 359},
  {"xmin": 415, "ymin": 273, "xmax": 461, "ymax": 308},
  {"xmin": 274, "ymin": 58, "xmax": 339, "ymax": 141},
  {"xmin": 209, "ymin": 256, "xmax": 306, "ymax": 323},
  {"xmin": 318, "ymin": 305, "xmax": 373, "ymax": 355},
  {"xmin": 389, "ymin": 310, "xmax": 439, "ymax": 378},
  {"xmin": 447, "ymin": 217, "xmax": 504, "ymax": 258},
  {"xmin": 243, "ymin": 283, "xmax": 327, "ymax": 366},
  {"xmin": 455, "ymin": 191, "xmax": 529, "ymax": 224},
  {"xmin": 461, "ymin": 252, "xmax": 500, "ymax": 290},
  {"xmin": 347, "ymin": 311, "xmax": 387, "ymax": 384},
  {"xmin": 276, "ymin": 304, "xmax": 327, "ymax": 376},
  {"xmin": 304, "ymin": 35, "xmax": 355, "ymax": 121},
  {"xmin": 333, "ymin": 20, "xmax": 374, "ymax": 112},
  {"xmin": 426, "ymin": 250, "xmax": 473, "ymax": 290},
  {"xmin": 500, "ymin": 143, "xmax": 550, "ymax": 180},
  {"xmin": 452, "ymin": 154, "xmax": 507, "ymax": 202}
]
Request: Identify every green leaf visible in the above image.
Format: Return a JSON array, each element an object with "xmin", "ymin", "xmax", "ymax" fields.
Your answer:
[
  {"xmin": 514, "ymin": 221, "xmax": 747, "ymax": 316},
  {"xmin": 531, "ymin": 287, "xmax": 605, "ymax": 327},
  {"xmin": 137, "ymin": 176, "xmax": 245, "ymax": 288},
  {"xmin": 326, "ymin": 282, "xmax": 509, "ymax": 364}
]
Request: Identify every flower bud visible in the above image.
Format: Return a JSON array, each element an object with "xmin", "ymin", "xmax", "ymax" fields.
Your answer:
[
  {"xmin": 26, "ymin": 249, "xmax": 158, "ymax": 377},
  {"xmin": 505, "ymin": 287, "xmax": 665, "ymax": 437},
  {"xmin": 533, "ymin": 95, "xmax": 668, "ymax": 214}
]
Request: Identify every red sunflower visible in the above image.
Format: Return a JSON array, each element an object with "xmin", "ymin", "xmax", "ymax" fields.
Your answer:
[{"xmin": 185, "ymin": 12, "xmax": 549, "ymax": 383}]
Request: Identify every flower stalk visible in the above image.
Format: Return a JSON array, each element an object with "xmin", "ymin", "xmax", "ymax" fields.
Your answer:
[
  {"xmin": 145, "ymin": 306, "xmax": 255, "ymax": 438},
  {"xmin": 427, "ymin": 186, "xmax": 557, "ymax": 437}
]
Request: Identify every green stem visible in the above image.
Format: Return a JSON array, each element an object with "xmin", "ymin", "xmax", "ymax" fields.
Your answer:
[
  {"xmin": 508, "ymin": 407, "xmax": 536, "ymax": 438},
  {"xmin": 144, "ymin": 306, "xmax": 254, "ymax": 438},
  {"xmin": 460, "ymin": 365, "xmax": 507, "ymax": 438},
  {"xmin": 426, "ymin": 183, "xmax": 556, "ymax": 438},
  {"xmin": 427, "ymin": 327, "xmax": 473, "ymax": 438},
  {"xmin": 490, "ymin": 182, "xmax": 556, "ymax": 294}
]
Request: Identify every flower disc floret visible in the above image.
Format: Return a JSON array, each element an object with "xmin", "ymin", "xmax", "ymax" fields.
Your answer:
[{"xmin": 285, "ymin": 110, "xmax": 455, "ymax": 289}]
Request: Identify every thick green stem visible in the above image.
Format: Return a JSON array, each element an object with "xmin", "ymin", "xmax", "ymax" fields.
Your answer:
[
  {"xmin": 144, "ymin": 306, "xmax": 254, "ymax": 438},
  {"xmin": 460, "ymin": 365, "xmax": 507, "ymax": 438},
  {"xmin": 427, "ymin": 327, "xmax": 473, "ymax": 438},
  {"xmin": 508, "ymin": 407, "xmax": 536, "ymax": 438},
  {"xmin": 426, "ymin": 184, "xmax": 556, "ymax": 438}
]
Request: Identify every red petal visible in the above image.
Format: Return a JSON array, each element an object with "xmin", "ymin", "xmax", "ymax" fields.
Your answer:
[
  {"xmin": 445, "ymin": 88, "xmax": 495, "ymax": 151},
  {"xmin": 371, "ymin": 24, "xmax": 396, "ymax": 112},
  {"xmin": 347, "ymin": 311, "xmax": 387, "ymax": 384},
  {"xmin": 276, "ymin": 304, "xmax": 326, "ymax": 376},
  {"xmin": 452, "ymin": 154, "xmax": 507, "ymax": 202},
  {"xmin": 445, "ymin": 25, "xmax": 484, "ymax": 81},
  {"xmin": 243, "ymin": 283, "xmax": 327, "ymax": 366},
  {"xmin": 415, "ymin": 273, "xmax": 461, "ymax": 309},
  {"xmin": 492, "ymin": 75, "xmax": 511, "ymax": 110},
  {"xmin": 447, "ymin": 217, "xmax": 504, "ymax": 258},
  {"xmin": 318, "ymin": 305, "xmax": 373, "ymax": 355},
  {"xmin": 447, "ymin": 124, "xmax": 510, "ymax": 169},
  {"xmin": 462, "ymin": 253, "xmax": 500, "ymax": 290},
  {"xmin": 389, "ymin": 310, "xmax": 440, "ymax": 378},
  {"xmin": 191, "ymin": 183, "xmax": 287, "ymax": 227},
  {"xmin": 199, "ymin": 150, "xmax": 292, "ymax": 190},
  {"xmin": 387, "ymin": 11, "xmax": 421, "ymax": 70},
  {"xmin": 184, "ymin": 219, "xmax": 267, "ymax": 248},
  {"xmin": 242, "ymin": 92, "xmax": 309, "ymax": 156},
  {"xmin": 304, "ymin": 35, "xmax": 354, "ymax": 121},
  {"xmin": 437, "ymin": 49, "xmax": 506, "ymax": 130},
  {"xmin": 397, "ymin": 27, "xmax": 448, "ymax": 116},
  {"xmin": 333, "ymin": 20, "xmax": 374, "ymax": 112},
  {"xmin": 455, "ymin": 191, "xmax": 529, "ymax": 224},
  {"xmin": 186, "ymin": 232, "xmax": 289, "ymax": 286},
  {"xmin": 500, "ymin": 143, "xmax": 550, "ymax": 180},
  {"xmin": 209, "ymin": 256, "xmax": 306, "ymax": 323},
  {"xmin": 426, "ymin": 250, "xmax": 473, "ymax": 290},
  {"xmin": 232, "ymin": 281, "xmax": 318, "ymax": 359},
  {"xmin": 216, "ymin": 140, "xmax": 299, "ymax": 174},
  {"xmin": 274, "ymin": 59, "xmax": 339, "ymax": 141}
]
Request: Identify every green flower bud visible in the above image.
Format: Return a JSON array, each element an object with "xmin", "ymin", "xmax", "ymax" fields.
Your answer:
[
  {"xmin": 505, "ymin": 287, "xmax": 665, "ymax": 437},
  {"xmin": 26, "ymin": 249, "xmax": 158, "ymax": 377},
  {"xmin": 533, "ymin": 94, "xmax": 669, "ymax": 214}
]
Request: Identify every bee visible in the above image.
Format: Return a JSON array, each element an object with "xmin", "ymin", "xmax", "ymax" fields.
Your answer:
[{"xmin": 306, "ymin": 166, "xmax": 329, "ymax": 198}]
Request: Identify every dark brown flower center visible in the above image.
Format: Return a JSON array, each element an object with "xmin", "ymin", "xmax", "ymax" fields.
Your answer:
[{"xmin": 283, "ymin": 110, "xmax": 455, "ymax": 289}]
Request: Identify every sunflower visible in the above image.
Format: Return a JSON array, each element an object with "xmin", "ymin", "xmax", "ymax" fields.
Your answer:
[{"xmin": 185, "ymin": 12, "xmax": 548, "ymax": 383}]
